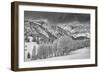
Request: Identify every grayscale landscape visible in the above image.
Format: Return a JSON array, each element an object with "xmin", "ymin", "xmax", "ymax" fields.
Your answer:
[{"xmin": 24, "ymin": 11, "xmax": 90, "ymax": 61}]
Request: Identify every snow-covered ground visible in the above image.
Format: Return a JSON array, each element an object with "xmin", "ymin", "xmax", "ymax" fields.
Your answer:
[
  {"xmin": 46, "ymin": 48, "xmax": 90, "ymax": 60},
  {"xmin": 43, "ymin": 47, "xmax": 90, "ymax": 61},
  {"xmin": 26, "ymin": 47, "xmax": 90, "ymax": 62}
]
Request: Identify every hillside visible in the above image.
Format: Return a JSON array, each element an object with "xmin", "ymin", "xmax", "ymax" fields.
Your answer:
[
  {"xmin": 24, "ymin": 19, "xmax": 90, "ymax": 43},
  {"xmin": 24, "ymin": 19, "xmax": 90, "ymax": 61}
]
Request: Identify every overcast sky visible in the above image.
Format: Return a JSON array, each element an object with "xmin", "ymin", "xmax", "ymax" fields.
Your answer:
[{"xmin": 24, "ymin": 11, "xmax": 90, "ymax": 24}]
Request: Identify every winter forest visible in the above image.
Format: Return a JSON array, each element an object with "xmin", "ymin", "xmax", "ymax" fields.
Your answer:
[{"xmin": 24, "ymin": 11, "xmax": 90, "ymax": 61}]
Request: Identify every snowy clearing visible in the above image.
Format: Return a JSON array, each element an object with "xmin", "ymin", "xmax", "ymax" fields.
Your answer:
[{"xmin": 26, "ymin": 47, "xmax": 90, "ymax": 62}]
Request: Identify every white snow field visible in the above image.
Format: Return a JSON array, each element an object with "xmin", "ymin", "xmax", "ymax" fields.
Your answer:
[
  {"xmin": 43, "ymin": 47, "xmax": 90, "ymax": 61},
  {"xmin": 25, "ymin": 47, "xmax": 90, "ymax": 62}
]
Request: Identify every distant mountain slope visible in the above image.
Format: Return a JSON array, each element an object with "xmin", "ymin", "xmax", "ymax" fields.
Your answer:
[{"xmin": 24, "ymin": 19, "xmax": 90, "ymax": 43}]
